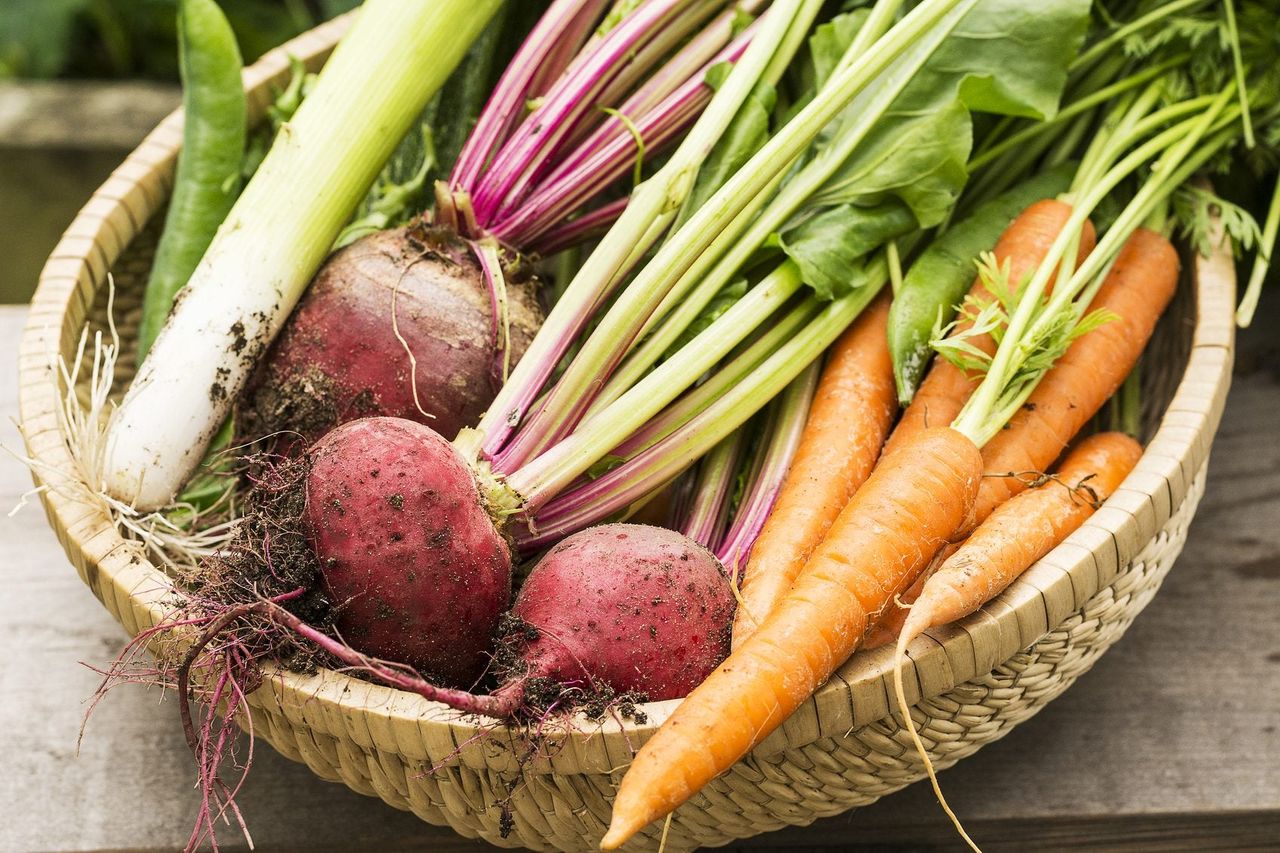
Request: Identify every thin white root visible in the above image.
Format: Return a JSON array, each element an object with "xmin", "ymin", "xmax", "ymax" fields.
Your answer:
[
  {"xmin": 12, "ymin": 277, "xmax": 239, "ymax": 574},
  {"xmin": 390, "ymin": 257, "xmax": 434, "ymax": 422},
  {"xmin": 893, "ymin": 624, "xmax": 982, "ymax": 853}
]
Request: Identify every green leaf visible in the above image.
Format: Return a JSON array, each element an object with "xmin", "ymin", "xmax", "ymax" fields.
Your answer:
[
  {"xmin": 779, "ymin": 0, "xmax": 1090, "ymax": 300},
  {"xmin": 910, "ymin": 0, "xmax": 1091, "ymax": 121},
  {"xmin": 777, "ymin": 200, "xmax": 916, "ymax": 300},
  {"xmin": 822, "ymin": 0, "xmax": 1091, "ymax": 215},
  {"xmin": 809, "ymin": 9, "xmax": 870, "ymax": 93},
  {"xmin": 675, "ymin": 66, "xmax": 776, "ymax": 229},
  {"xmin": 812, "ymin": 96, "xmax": 972, "ymax": 228}
]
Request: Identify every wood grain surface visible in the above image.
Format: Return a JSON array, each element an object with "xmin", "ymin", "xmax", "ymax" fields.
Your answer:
[{"xmin": 2, "ymin": 302, "xmax": 1277, "ymax": 852}]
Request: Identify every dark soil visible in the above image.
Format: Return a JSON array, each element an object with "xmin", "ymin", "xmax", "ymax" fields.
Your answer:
[{"xmin": 188, "ymin": 453, "xmax": 331, "ymax": 670}]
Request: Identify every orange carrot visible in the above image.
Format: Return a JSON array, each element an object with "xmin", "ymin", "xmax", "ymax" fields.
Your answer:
[
  {"xmin": 600, "ymin": 428, "xmax": 982, "ymax": 849},
  {"xmin": 899, "ymin": 431, "xmax": 1141, "ymax": 643},
  {"xmin": 732, "ymin": 294, "xmax": 896, "ymax": 646},
  {"xmin": 883, "ymin": 200, "xmax": 1097, "ymax": 457},
  {"xmin": 968, "ymin": 228, "xmax": 1178, "ymax": 531},
  {"xmin": 862, "ymin": 542, "xmax": 957, "ymax": 650},
  {"xmin": 887, "ymin": 432, "xmax": 1144, "ymax": 850},
  {"xmin": 869, "ymin": 430, "xmax": 1146, "ymax": 648}
]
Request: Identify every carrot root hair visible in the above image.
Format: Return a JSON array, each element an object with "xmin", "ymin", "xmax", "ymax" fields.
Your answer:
[{"xmin": 892, "ymin": 625, "xmax": 982, "ymax": 853}]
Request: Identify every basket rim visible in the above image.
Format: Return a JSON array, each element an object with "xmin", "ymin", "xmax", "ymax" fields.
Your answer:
[{"xmin": 16, "ymin": 18, "xmax": 1237, "ymax": 762}]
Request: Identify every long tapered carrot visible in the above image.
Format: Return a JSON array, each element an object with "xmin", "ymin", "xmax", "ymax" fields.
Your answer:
[
  {"xmin": 731, "ymin": 294, "xmax": 896, "ymax": 646},
  {"xmin": 887, "ymin": 431, "xmax": 1143, "ymax": 848},
  {"xmin": 882, "ymin": 200, "xmax": 1097, "ymax": 457},
  {"xmin": 967, "ymin": 228, "xmax": 1177, "ymax": 531},
  {"xmin": 600, "ymin": 427, "xmax": 981, "ymax": 849},
  {"xmin": 900, "ymin": 431, "xmax": 1142, "ymax": 641}
]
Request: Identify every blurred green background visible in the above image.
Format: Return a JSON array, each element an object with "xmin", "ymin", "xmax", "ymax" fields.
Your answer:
[
  {"xmin": 0, "ymin": 0, "xmax": 358, "ymax": 80},
  {"xmin": 0, "ymin": 0, "xmax": 357, "ymax": 303}
]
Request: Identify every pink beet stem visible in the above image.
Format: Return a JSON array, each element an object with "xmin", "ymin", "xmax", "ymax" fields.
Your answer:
[
  {"xmin": 487, "ymin": 0, "xmax": 736, "ymax": 226},
  {"xmin": 450, "ymin": 0, "xmax": 608, "ymax": 191},
  {"xmin": 489, "ymin": 23, "xmax": 756, "ymax": 248},
  {"xmin": 529, "ymin": 197, "xmax": 629, "ymax": 256},
  {"xmin": 538, "ymin": 8, "xmax": 760, "ymax": 193},
  {"xmin": 469, "ymin": 0, "xmax": 692, "ymax": 223}
]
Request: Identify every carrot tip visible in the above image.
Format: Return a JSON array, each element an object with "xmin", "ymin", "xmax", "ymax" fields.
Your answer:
[
  {"xmin": 600, "ymin": 817, "xmax": 638, "ymax": 850},
  {"xmin": 900, "ymin": 607, "xmax": 930, "ymax": 645},
  {"xmin": 596, "ymin": 809, "xmax": 645, "ymax": 850}
]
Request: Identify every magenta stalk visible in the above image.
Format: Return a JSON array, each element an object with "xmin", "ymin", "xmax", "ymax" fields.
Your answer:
[{"xmin": 449, "ymin": 0, "xmax": 608, "ymax": 192}]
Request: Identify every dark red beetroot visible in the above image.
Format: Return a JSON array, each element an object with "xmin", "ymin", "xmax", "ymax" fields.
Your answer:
[
  {"xmin": 408, "ymin": 523, "xmax": 736, "ymax": 718},
  {"xmin": 504, "ymin": 524, "xmax": 735, "ymax": 702},
  {"xmin": 247, "ymin": 224, "xmax": 543, "ymax": 445},
  {"xmin": 304, "ymin": 416, "xmax": 512, "ymax": 686}
]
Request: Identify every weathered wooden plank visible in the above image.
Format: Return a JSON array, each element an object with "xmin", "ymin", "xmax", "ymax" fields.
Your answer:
[
  {"xmin": 0, "ymin": 81, "xmax": 179, "ymax": 150},
  {"xmin": 2, "ymin": 304, "xmax": 1278, "ymax": 853}
]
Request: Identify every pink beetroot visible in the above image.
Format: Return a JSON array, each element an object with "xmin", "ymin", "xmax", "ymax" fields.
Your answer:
[
  {"xmin": 502, "ymin": 523, "xmax": 735, "ymax": 703},
  {"xmin": 304, "ymin": 416, "xmax": 512, "ymax": 686},
  {"xmin": 247, "ymin": 225, "xmax": 542, "ymax": 446},
  {"xmin": 386, "ymin": 523, "xmax": 737, "ymax": 719}
]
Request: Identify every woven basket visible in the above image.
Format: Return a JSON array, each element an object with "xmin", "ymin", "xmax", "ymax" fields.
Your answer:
[{"xmin": 18, "ymin": 19, "xmax": 1236, "ymax": 853}]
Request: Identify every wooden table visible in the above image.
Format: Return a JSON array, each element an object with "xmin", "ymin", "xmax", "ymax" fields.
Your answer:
[{"xmin": 2, "ymin": 302, "xmax": 1278, "ymax": 852}]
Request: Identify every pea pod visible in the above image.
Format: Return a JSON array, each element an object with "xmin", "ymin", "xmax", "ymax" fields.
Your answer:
[
  {"xmin": 138, "ymin": 0, "xmax": 246, "ymax": 360},
  {"xmin": 888, "ymin": 162, "xmax": 1076, "ymax": 405}
]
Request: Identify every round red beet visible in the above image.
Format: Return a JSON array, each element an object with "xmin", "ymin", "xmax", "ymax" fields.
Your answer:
[
  {"xmin": 247, "ymin": 225, "xmax": 542, "ymax": 445},
  {"xmin": 508, "ymin": 524, "xmax": 735, "ymax": 701},
  {"xmin": 304, "ymin": 417, "xmax": 511, "ymax": 686}
]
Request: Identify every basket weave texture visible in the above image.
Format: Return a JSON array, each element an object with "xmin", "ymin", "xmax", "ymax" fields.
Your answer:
[{"xmin": 17, "ymin": 20, "xmax": 1236, "ymax": 853}]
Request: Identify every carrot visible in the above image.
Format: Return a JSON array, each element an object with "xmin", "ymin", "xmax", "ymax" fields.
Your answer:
[
  {"xmin": 862, "ymin": 542, "xmax": 957, "ymax": 650},
  {"xmin": 731, "ymin": 294, "xmax": 896, "ymax": 647},
  {"xmin": 888, "ymin": 431, "xmax": 1143, "ymax": 848},
  {"xmin": 868, "ymin": 227, "xmax": 1169, "ymax": 644},
  {"xmin": 882, "ymin": 200, "xmax": 1097, "ymax": 458},
  {"xmin": 600, "ymin": 427, "xmax": 982, "ymax": 849},
  {"xmin": 869, "ymin": 429, "xmax": 1146, "ymax": 648},
  {"xmin": 967, "ymin": 228, "xmax": 1178, "ymax": 531},
  {"xmin": 899, "ymin": 431, "xmax": 1142, "ymax": 643}
]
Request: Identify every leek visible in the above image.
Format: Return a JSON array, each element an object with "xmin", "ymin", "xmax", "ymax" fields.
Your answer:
[{"xmin": 104, "ymin": 0, "xmax": 501, "ymax": 510}]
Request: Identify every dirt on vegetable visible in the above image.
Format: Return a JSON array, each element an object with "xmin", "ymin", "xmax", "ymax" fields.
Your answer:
[{"xmin": 241, "ymin": 221, "xmax": 544, "ymax": 449}]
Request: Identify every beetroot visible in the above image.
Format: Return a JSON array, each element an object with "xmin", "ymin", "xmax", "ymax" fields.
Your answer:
[
  {"xmin": 304, "ymin": 417, "xmax": 512, "ymax": 686},
  {"xmin": 502, "ymin": 524, "xmax": 735, "ymax": 703},
  {"xmin": 390, "ymin": 523, "xmax": 737, "ymax": 718},
  {"xmin": 246, "ymin": 224, "xmax": 543, "ymax": 446}
]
